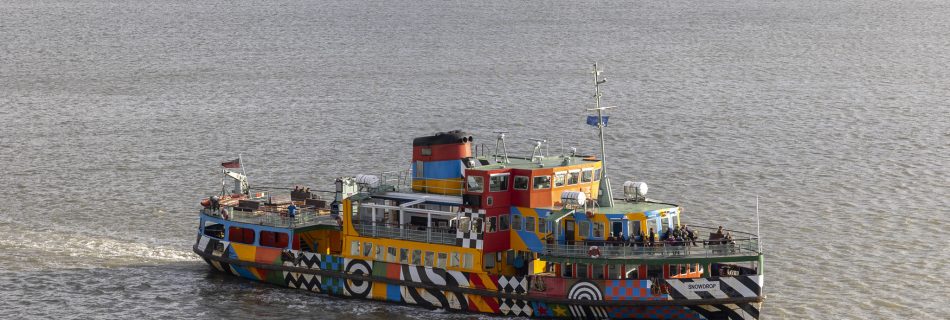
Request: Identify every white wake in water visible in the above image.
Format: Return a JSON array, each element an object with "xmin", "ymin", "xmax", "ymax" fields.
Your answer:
[{"xmin": 0, "ymin": 221, "xmax": 199, "ymax": 271}]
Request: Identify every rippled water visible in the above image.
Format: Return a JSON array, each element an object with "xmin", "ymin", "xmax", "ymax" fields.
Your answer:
[{"xmin": 1, "ymin": 0, "xmax": 947, "ymax": 318}]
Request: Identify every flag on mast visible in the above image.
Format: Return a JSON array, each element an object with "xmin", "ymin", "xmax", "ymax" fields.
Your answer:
[
  {"xmin": 586, "ymin": 115, "xmax": 609, "ymax": 127},
  {"xmin": 221, "ymin": 158, "xmax": 241, "ymax": 168}
]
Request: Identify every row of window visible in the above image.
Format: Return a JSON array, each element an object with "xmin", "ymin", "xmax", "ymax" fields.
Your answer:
[
  {"xmin": 466, "ymin": 168, "xmax": 602, "ymax": 193},
  {"xmin": 350, "ymin": 241, "xmax": 475, "ymax": 270},
  {"xmin": 555, "ymin": 263, "xmax": 701, "ymax": 279}
]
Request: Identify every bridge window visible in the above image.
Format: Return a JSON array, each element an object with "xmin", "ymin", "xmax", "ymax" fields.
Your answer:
[
  {"xmin": 525, "ymin": 217, "xmax": 535, "ymax": 232},
  {"xmin": 579, "ymin": 221, "xmax": 590, "ymax": 237},
  {"xmin": 538, "ymin": 219, "xmax": 548, "ymax": 233},
  {"xmin": 489, "ymin": 174, "xmax": 509, "ymax": 192},
  {"xmin": 499, "ymin": 214, "xmax": 510, "ymax": 231},
  {"xmin": 567, "ymin": 170, "xmax": 580, "ymax": 185},
  {"xmin": 513, "ymin": 176, "xmax": 529, "ymax": 190},
  {"xmin": 594, "ymin": 169, "xmax": 601, "ymax": 181},
  {"xmin": 466, "ymin": 176, "xmax": 484, "ymax": 193},
  {"xmin": 582, "ymin": 168, "xmax": 593, "ymax": 183},
  {"xmin": 533, "ymin": 175, "xmax": 551, "ymax": 190},
  {"xmin": 554, "ymin": 172, "xmax": 566, "ymax": 187},
  {"xmin": 484, "ymin": 253, "xmax": 496, "ymax": 269},
  {"xmin": 488, "ymin": 216, "xmax": 497, "ymax": 232}
]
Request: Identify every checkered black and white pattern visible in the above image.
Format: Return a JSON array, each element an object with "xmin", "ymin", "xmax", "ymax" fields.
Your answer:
[
  {"xmin": 497, "ymin": 275, "xmax": 528, "ymax": 294},
  {"xmin": 455, "ymin": 208, "xmax": 484, "ymax": 249},
  {"xmin": 499, "ymin": 299, "xmax": 533, "ymax": 317}
]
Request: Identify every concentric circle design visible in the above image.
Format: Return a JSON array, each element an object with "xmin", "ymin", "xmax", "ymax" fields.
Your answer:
[
  {"xmin": 567, "ymin": 281, "xmax": 607, "ymax": 318},
  {"xmin": 343, "ymin": 259, "xmax": 372, "ymax": 298},
  {"xmin": 568, "ymin": 281, "xmax": 603, "ymax": 300}
]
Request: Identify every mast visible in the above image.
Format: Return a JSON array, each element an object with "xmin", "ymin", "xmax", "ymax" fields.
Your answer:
[{"xmin": 588, "ymin": 62, "xmax": 615, "ymax": 208}]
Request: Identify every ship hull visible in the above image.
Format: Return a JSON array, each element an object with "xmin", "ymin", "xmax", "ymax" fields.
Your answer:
[{"xmin": 194, "ymin": 235, "xmax": 762, "ymax": 319}]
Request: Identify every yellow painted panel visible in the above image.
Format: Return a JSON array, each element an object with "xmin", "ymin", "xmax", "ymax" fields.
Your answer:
[{"xmin": 231, "ymin": 242, "xmax": 257, "ymax": 261}]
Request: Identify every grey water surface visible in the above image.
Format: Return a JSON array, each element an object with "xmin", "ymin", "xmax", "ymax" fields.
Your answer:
[{"xmin": 0, "ymin": 0, "xmax": 947, "ymax": 319}]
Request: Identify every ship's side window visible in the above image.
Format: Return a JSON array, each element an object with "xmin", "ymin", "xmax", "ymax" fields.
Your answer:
[
  {"xmin": 472, "ymin": 218, "xmax": 483, "ymax": 233},
  {"xmin": 387, "ymin": 247, "xmax": 397, "ymax": 262},
  {"xmin": 350, "ymin": 241, "xmax": 360, "ymax": 256},
  {"xmin": 579, "ymin": 221, "xmax": 590, "ymax": 238},
  {"xmin": 363, "ymin": 242, "xmax": 373, "ymax": 257},
  {"xmin": 437, "ymin": 252, "xmax": 447, "ymax": 269},
  {"xmin": 489, "ymin": 174, "xmax": 509, "ymax": 192},
  {"xmin": 463, "ymin": 253, "xmax": 474, "ymax": 269},
  {"xmin": 577, "ymin": 263, "xmax": 589, "ymax": 279},
  {"xmin": 592, "ymin": 264, "xmax": 606, "ymax": 279},
  {"xmin": 376, "ymin": 245, "xmax": 385, "ymax": 261},
  {"xmin": 484, "ymin": 252, "xmax": 496, "ymax": 269},
  {"xmin": 593, "ymin": 222, "xmax": 604, "ymax": 238},
  {"xmin": 554, "ymin": 172, "xmax": 566, "ymax": 187},
  {"xmin": 499, "ymin": 214, "xmax": 510, "ymax": 231},
  {"xmin": 512, "ymin": 215, "xmax": 522, "ymax": 231},
  {"xmin": 533, "ymin": 175, "xmax": 551, "ymax": 190},
  {"xmin": 567, "ymin": 170, "xmax": 580, "ymax": 185},
  {"xmin": 425, "ymin": 251, "xmax": 434, "ymax": 267},
  {"xmin": 581, "ymin": 168, "xmax": 593, "ymax": 183},
  {"xmin": 412, "ymin": 249, "xmax": 422, "ymax": 265},
  {"xmin": 450, "ymin": 252, "xmax": 460, "ymax": 268},
  {"xmin": 562, "ymin": 263, "xmax": 574, "ymax": 278},
  {"xmin": 467, "ymin": 176, "xmax": 484, "ymax": 193},
  {"xmin": 538, "ymin": 218, "xmax": 547, "ymax": 233},
  {"xmin": 525, "ymin": 216, "xmax": 535, "ymax": 232},
  {"xmin": 608, "ymin": 264, "xmax": 621, "ymax": 279},
  {"xmin": 488, "ymin": 216, "xmax": 497, "ymax": 232},
  {"xmin": 400, "ymin": 248, "xmax": 409, "ymax": 264},
  {"xmin": 513, "ymin": 176, "xmax": 529, "ymax": 190}
]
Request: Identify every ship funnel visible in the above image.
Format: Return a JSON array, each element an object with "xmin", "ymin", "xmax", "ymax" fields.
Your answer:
[{"xmin": 411, "ymin": 130, "xmax": 472, "ymax": 195}]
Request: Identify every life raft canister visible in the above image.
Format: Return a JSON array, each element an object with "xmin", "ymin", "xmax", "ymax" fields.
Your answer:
[{"xmin": 588, "ymin": 246, "xmax": 601, "ymax": 258}]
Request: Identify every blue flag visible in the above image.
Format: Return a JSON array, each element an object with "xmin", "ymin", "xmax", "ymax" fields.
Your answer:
[{"xmin": 586, "ymin": 115, "xmax": 609, "ymax": 127}]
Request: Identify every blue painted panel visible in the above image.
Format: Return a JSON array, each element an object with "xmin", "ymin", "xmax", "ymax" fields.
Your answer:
[{"xmin": 421, "ymin": 160, "xmax": 464, "ymax": 179}]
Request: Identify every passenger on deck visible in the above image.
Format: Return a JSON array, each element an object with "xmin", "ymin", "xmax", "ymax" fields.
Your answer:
[
  {"xmin": 648, "ymin": 228, "xmax": 656, "ymax": 247},
  {"xmin": 716, "ymin": 226, "xmax": 724, "ymax": 237},
  {"xmin": 288, "ymin": 203, "xmax": 297, "ymax": 225},
  {"xmin": 683, "ymin": 224, "xmax": 697, "ymax": 246}
]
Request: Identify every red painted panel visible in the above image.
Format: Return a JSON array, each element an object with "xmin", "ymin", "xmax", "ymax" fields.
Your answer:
[
  {"xmin": 228, "ymin": 227, "xmax": 243, "ymax": 243},
  {"xmin": 292, "ymin": 235, "xmax": 301, "ymax": 250},
  {"xmin": 527, "ymin": 276, "xmax": 567, "ymax": 298}
]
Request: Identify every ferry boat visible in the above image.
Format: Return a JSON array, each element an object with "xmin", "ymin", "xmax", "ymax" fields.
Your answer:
[{"xmin": 193, "ymin": 65, "xmax": 765, "ymax": 319}]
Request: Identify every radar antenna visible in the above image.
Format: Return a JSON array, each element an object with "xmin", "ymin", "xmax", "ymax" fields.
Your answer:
[
  {"xmin": 493, "ymin": 131, "xmax": 510, "ymax": 164},
  {"xmin": 528, "ymin": 138, "xmax": 547, "ymax": 164},
  {"xmin": 587, "ymin": 62, "xmax": 616, "ymax": 208}
]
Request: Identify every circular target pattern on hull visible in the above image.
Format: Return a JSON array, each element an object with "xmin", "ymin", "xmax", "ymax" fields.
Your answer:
[
  {"xmin": 567, "ymin": 281, "xmax": 608, "ymax": 318},
  {"xmin": 344, "ymin": 259, "xmax": 372, "ymax": 298}
]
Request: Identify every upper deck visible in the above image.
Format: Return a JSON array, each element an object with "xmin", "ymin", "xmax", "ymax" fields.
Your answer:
[{"xmin": 201, "ymin": 191, "xmax": 341, "ymax": 230}]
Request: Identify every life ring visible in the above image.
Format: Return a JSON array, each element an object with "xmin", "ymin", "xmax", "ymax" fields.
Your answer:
[
  {"xmin": 585, "ymin": 211, "xmax": 594, "ymax": 219},
  {"xmin": 588, "ymin": 246, "xmax": 601, "ymax": 258},
  {"xmin": 220, "ymin": 208, "xmax": 230, "ymax": 220}
]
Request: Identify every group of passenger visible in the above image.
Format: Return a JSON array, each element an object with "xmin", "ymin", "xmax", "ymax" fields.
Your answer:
[{"xmin": 599, "ymin": 224, "xmax": 699, "ymax": 247}]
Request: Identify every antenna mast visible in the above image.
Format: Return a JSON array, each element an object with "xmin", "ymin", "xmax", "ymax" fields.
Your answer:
[{"xmin": 588, "ymin": 62, "xmax": 616, "ymax": 208}]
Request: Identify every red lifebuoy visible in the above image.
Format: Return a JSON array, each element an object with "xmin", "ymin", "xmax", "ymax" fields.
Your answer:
[{"xmin": 588, "ymin": 246, "xmax": 601, "ymax": 258}]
